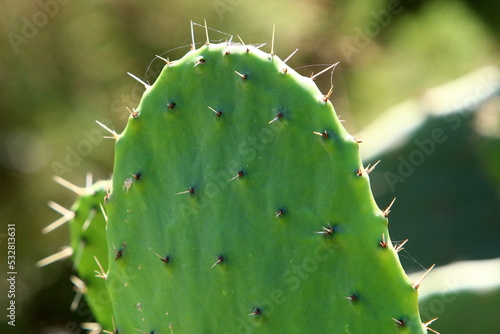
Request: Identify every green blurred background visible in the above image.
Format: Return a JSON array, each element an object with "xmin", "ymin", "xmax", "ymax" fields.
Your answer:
[{"xmin": 1, "ymin": 0, "xmax": 499, "ymax": 333}]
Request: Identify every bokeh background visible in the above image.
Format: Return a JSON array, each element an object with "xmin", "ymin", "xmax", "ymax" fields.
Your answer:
[{"xmin": 1, "ymin": 0, "xmax": 499, "ymax": 333}]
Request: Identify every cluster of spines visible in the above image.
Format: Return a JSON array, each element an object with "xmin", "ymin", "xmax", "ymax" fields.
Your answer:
[{"xmin": 38, "ymin": 175, "xmax": 112, "ymax": 333}]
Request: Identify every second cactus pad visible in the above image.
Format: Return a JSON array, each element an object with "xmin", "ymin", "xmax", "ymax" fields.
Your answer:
[
  {"xmin": 105, "ymin": 43, "xmax": 426, "ymax": 333},
  {"xmin": 67, "ymin": 180, "xmax": 113, "ymax": 330}
]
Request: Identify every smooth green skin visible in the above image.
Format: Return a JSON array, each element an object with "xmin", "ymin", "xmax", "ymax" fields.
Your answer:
[
  {"xmin": 104, "ymin": 43, "xmax": 426, "ymax": 333},
  {"xmin": 69, "ymin": 180, "xmax": 113, "ymax": 329}
]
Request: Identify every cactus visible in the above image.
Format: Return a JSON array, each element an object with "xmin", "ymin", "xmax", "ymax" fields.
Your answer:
[
  {"xmin": 45, "ymin": 29, "xmax": 436, "ymax": 333},
  {"xmin": 40, "ymin": 177, "xmax": 113, "ymax": 331},
  {"xmin": 67, "ymin": 179, "xmax": 114, "ymax": 330},
  {"xmin": 95, "ymin": 36, "xmax": 434, "ymax": 333}
]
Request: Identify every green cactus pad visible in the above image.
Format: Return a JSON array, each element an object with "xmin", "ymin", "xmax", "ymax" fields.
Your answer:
[
  {"xmin": 103, "ymin": 43, "xmax": 427, "ymax": 333},
  {"xmin": 68, "ymin": 180, "xmax": 113, "ymax": 330}
]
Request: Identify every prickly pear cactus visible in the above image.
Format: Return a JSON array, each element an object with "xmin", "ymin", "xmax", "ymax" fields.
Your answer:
[
  {"xmin": 97, "ymin": 42, "xmax": 431, "ymax": 333},
  {"xmin": 66, "ymin": 180, "xmax": 113, "ymax": 330}
]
